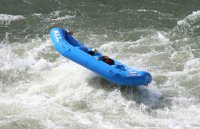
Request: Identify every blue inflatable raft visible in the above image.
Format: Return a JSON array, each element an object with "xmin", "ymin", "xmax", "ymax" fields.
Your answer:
[{"xmin": 50, "ymin": 28, "xmax": 152, "ymax": 86}]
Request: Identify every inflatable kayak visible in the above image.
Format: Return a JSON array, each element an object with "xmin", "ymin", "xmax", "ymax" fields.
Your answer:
[{"xmin": 50, "ymin": 28, "xmax": 152, "ymax": 86}]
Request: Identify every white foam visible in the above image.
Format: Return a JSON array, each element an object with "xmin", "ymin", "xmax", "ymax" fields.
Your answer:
[
  {"xmin": 22, "ymin": 0, "xmax": 32, "ymax": 5},
  {"xmin": 184, "ymin": 58, "xmax": 200, "ymax": 73},
  {"xmin": 51, "ymin": 15, "xmax": 75, "ymax": 21},
  {"xmin": 31, "ymin": 58, "xmax": 52, "ymax": 71},
  {"xmin": 32, "ymin": 13, "xmax": 42, "ymax": 17},
  {"xmin": 0, "ymin": 14, "xmax": 25, "ymax": 25},
  {"xmin": 50, "ymin": 10, "xmax": 62, "ymax": 17},
  {"xmin": 0, "ymin": 45, "xmax": 34, "ymax": 71},
  {"xmin": 157, "ymin": 32, "xmax": 170, "ymax": 43},
  {"xmin": 0, "ymin": 36, "xmax": 56, "ymax": 72},
  {"xmin": 49, "ymin": 10, "xmax": 75, "ymax": 21},
  {"xmin": 177, "ymin": 10, "xmax": 200, "ymax": 26},
  {"xmin": 137, "ymin": 9, "xmax": 167, "ymax": 16}
]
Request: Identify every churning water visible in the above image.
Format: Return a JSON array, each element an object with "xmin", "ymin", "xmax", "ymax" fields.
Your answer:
[{"xmin": 0, "ymin": 0, "xmax": 200, "ymax": 129}]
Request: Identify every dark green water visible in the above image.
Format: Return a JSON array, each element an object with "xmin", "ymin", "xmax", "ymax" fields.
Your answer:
[{"xmin": 0, "ymin": 0, "xmax": 200, "ymax": 129}]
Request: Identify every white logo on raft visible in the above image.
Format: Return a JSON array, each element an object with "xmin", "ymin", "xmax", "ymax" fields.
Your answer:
[{"xmin": 54, "ymin": 30, "xmax": 62, "ymax": 42}]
